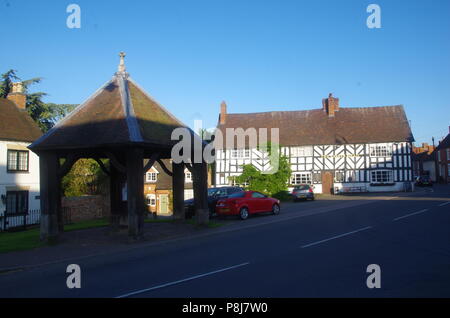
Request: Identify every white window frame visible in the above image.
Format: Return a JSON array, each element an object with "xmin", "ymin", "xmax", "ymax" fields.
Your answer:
[
  {"xmin": 291, "ymin": 172, "xmax": 312, "ymax": 185},
  {"xmin": 370, "ymin": 170, "xmax": 394, "ymax": 184},
  {"xmin": 370, "ymin": 144, "xmax": 392, "ymax": 157},
  {"xmin": 290, "ymin": 146, "xmax": 312, "ymax": 157},
  {"xmin": 146, "ymin": 171, "xmax": 158, "ymax": 183},
  {"xmin": 7, "ymin": 149, "xmax": 29, "ymax": 172},
  {"xmin": 146, "ymin": 194, "xmax": 156, "ymax": 206},
  {"xmin": 231, "ymin": 149, "xmax": 250, "ymax": 159},
  {"xmin": 185, "ymin": 169, "xmax": 193, "ymax": 183}
]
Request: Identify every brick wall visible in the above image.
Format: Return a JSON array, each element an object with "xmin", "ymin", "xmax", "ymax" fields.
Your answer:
[{"xmin": 62, "ymin": 195, "xmax": 110, "ymax": 222}]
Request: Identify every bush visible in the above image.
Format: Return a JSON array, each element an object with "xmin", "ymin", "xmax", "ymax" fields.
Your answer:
[
  {"xmin": 230, "ymin": 143, "xmax": 292, "ymax": 197},
  {"xmin": 272, "ymin": 190, "xmax": 293, "ymax": 202}
]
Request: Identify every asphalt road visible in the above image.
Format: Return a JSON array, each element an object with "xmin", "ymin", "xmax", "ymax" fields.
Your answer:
[{"xmin": 0, "ymin": 186, "xmax": 449, "ymax": 298}]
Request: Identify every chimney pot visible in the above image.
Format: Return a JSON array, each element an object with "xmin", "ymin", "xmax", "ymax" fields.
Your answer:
[{"xmin": 7, "ymin": 82, "xmax": 26, "ymax": 110}]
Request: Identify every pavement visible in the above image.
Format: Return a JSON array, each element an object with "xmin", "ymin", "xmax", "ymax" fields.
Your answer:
[{"xmin": 0, "ymin": 184, "xmax": 449, "ymax": 297}]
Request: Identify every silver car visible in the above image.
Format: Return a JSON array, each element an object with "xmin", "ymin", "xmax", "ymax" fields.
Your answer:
[{"xmin": 292, "ymin": 184, "xmax": 315, "ymax": 201}]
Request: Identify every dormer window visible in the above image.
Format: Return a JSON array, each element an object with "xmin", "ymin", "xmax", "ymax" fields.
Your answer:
[
  {"xmin": 185, "ymin": 169, "xmax": 193, "ymax": 183},
  {"xmin": 146, "ymin": 172, "xmax": 157, "ymax": 182},
  {"xmin": 145, "ymin": 167, "xmax": 159, "ymax": 183}
]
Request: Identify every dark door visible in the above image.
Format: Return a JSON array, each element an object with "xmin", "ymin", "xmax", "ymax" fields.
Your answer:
[{"xmin": 322, "ymin": 172, "xmax": 334, "ymax": 194}]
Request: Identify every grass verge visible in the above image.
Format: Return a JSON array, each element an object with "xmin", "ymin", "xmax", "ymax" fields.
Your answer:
[
  {"xmin": 0, "ymin": 216, "xmax": 214, "ymax": 254},
  {"xmin": 0, "ymin": 228, "xmax": 44, "ymax": 254}
]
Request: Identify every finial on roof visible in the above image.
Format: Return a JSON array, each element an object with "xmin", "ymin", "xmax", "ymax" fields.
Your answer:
[{"xmin": 118, "ymin": 51, "xmax": 126, "ymax": 73}]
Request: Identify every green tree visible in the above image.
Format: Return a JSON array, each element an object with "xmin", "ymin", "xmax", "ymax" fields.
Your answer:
[
  {"xmin": 230, "ymin": 143, "xmax": 292, "ymax": 198},
  {"xmin": 198, "ymin": 128, "xmax": 213, "ymax": 141},
  {"xmin": 1, "ymin": 69, "xmax": 76, "ymax": 132},
  {"xmin": 21, "ymin": 78, "xmax": 76, "ymax": 132},
  {"xmin": 61, "ymin": 159, "xmax": 109, "ymax": 197},
  {"xmin": 0, "ymin": 69, "xmax": 19, "ymax": 98},
  {"xmin": 2, "ymin": 69, "xmax": 103, "ymax": 198}
]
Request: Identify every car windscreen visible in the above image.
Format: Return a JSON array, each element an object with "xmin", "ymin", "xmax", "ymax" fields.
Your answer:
[
  {"xmin": 294, "ymin": 185, "xmax": 310, "ymax": 190},
  {"xmin": 228, "ymin": 191, "xmax": 246, "ymax": 198},
  {"xmin": 207, "ymin": 188, "xmax": 219, "ymax": 196}
]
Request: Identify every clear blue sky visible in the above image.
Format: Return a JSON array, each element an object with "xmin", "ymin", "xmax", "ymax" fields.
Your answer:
[{"xmin": 1, "ymin": 0, "xmax": 449, "ymax": 144}]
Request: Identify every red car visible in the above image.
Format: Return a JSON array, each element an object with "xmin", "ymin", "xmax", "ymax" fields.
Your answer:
[{"xmin": 215, "ymin": 191, "xmax": 281, "ymax": 220}]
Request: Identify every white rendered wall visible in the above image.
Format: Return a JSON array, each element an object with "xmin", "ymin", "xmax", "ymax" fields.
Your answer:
[{"xmin": 0, "ymin": 140, "xmax": 40, "ymax": 213}]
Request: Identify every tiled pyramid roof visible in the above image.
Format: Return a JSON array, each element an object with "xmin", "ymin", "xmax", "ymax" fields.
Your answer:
[{"xmin": 30, "ymin": 57, "xmax": 188, "ymax": 151}]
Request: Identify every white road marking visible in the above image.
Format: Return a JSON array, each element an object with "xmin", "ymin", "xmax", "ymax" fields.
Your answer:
[
  {"xmin": 301, "ymin": 226, "xmax": 372, "ymax": 248},
  {"xmin": 393, "ymin": 209, "xmax": 429, "ymax": 221},
  {"xmin": 115, "ymin": 262, "xmax": 250, "ymax": 298},
  {"xmin": 438, "ymin": 201, "xmax": 450, "ymax": 207}
]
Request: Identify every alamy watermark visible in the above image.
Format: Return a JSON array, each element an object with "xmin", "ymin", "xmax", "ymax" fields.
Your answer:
[
  {"xmin": 66, "ymin": 264, "xmax": 81, "ymax": 289},
  {"xmin": 66, "ymin": 4, "xmax": 81, "ymax": 29},
  {"xmin": 366, "ymin": 264, "xmax": 381, "ymax": 289},
  {"xmin": 366, "ymin": 4, "xmax": 381, "ymax": 29},
  {"xmin": 171, "ymin": 121, "xmax": 280, "ymax": 174}
]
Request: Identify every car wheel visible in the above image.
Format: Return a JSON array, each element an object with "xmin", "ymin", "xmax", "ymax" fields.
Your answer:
[
  {"xmin": 272, "ymin": 204, "xmax": 280, "ymax": 215},
  {"xmin": 239, "ymin": 207, "xmax": 249, "ymax": 220},
  {"xmin": 310, "ymin": 196, "xmax": 315, "ymax": 201}
]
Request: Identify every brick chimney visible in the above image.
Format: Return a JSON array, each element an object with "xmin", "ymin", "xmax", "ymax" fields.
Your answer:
[
  {"xmin": 219, "ymin": 101, "xmax": 227, "ymax": 125},
  {"xmin": 322, "ymin": 93, "xmax": 339, "ymax": 117},
  {"xmin": 7, "ymin": 82, "xmax": 26, "ymax": 110}
]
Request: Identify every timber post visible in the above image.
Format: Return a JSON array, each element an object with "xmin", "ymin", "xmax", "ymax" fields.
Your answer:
[
  {"xmin": 172, "ymin": 162, "xmax": 185, "ymax": 220},
  {"xmin": 126, "ymin": 148, "xmax": 145, "ymax": 240},
  {"xmin": 193, "ymin": 161, "xmax": 209, "ymax": 225},
  {"xmin": 39, "ymin": 152, "xmax": 61, "ymax": 243}
]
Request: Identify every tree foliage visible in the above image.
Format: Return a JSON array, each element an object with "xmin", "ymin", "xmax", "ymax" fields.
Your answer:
[
  {"xmin": 61, "ymin": 159, "xmax": 109, "ymax": 197},
  {"xmin": 0, "ymin": 69, "xmax": 19, "ymax": 98},
  {"xmin": 1, "ymin": 69, "xmax": 76, "ymax": 132},
  {"xmin": 230, "ymin": 144, "xmax": 292, "ymax": 198},
  {"xmin": 1, "ymin": 69, "xmax": 101, "ymax": 197}
]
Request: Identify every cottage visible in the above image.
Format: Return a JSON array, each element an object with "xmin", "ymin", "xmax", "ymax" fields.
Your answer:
[
  {"xmin": 215, "ymin": 94, "xmax": 415, "ymax": 194},
  {"xmin": 0, "ymin": 83, "xmax": 42, "ymax": 229},
  {"xmin": 435, "ymin": 128, "xmax": 450, "ymax": 183},
  {"xmin": 412, "ymin": 143, "xmax": 437, "ymax": 182},
  {"xmin": 144, "ymin": 159, "xmax": 193, "ymax": 215}
]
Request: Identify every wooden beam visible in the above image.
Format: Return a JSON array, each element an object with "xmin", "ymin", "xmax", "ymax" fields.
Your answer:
[
  {"xmin": 172, "ymin": 162, "xmax": 185, "ymax": 220},
  {"xmin": 109, "ymin": 164, "xmax": 122, "ymax": 231},
  {"xmin": 185, "ymin": 163, "xmax": 193, "ymax": 173},
  {"xmin": 143, "ymin": 152, "xmax": 160, "ymax": 173},
  {"xmin": 59, "ymin": 153, "xmax": 79, "ymax": 178},
  {"xmin": 39, "ymin": 152, "xmax": 62, "ymax": 243},
  {"xmin": 94, "ymin": 158, "xmax": 110, "ymax": 176},
  {"xmin": 192, "ymin": 162, "xmax": 209, "ymax": 225},
  {"xmin": 105, "ymin": 151, "xmax": 126, "ymax": 174},
  {"xmin": 157, "ymin": 159, "xmax": 173, "ymax": 177},
  {"xmin": 126, "ymin": 148, "xmax": 145, "ymax": 240}
]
